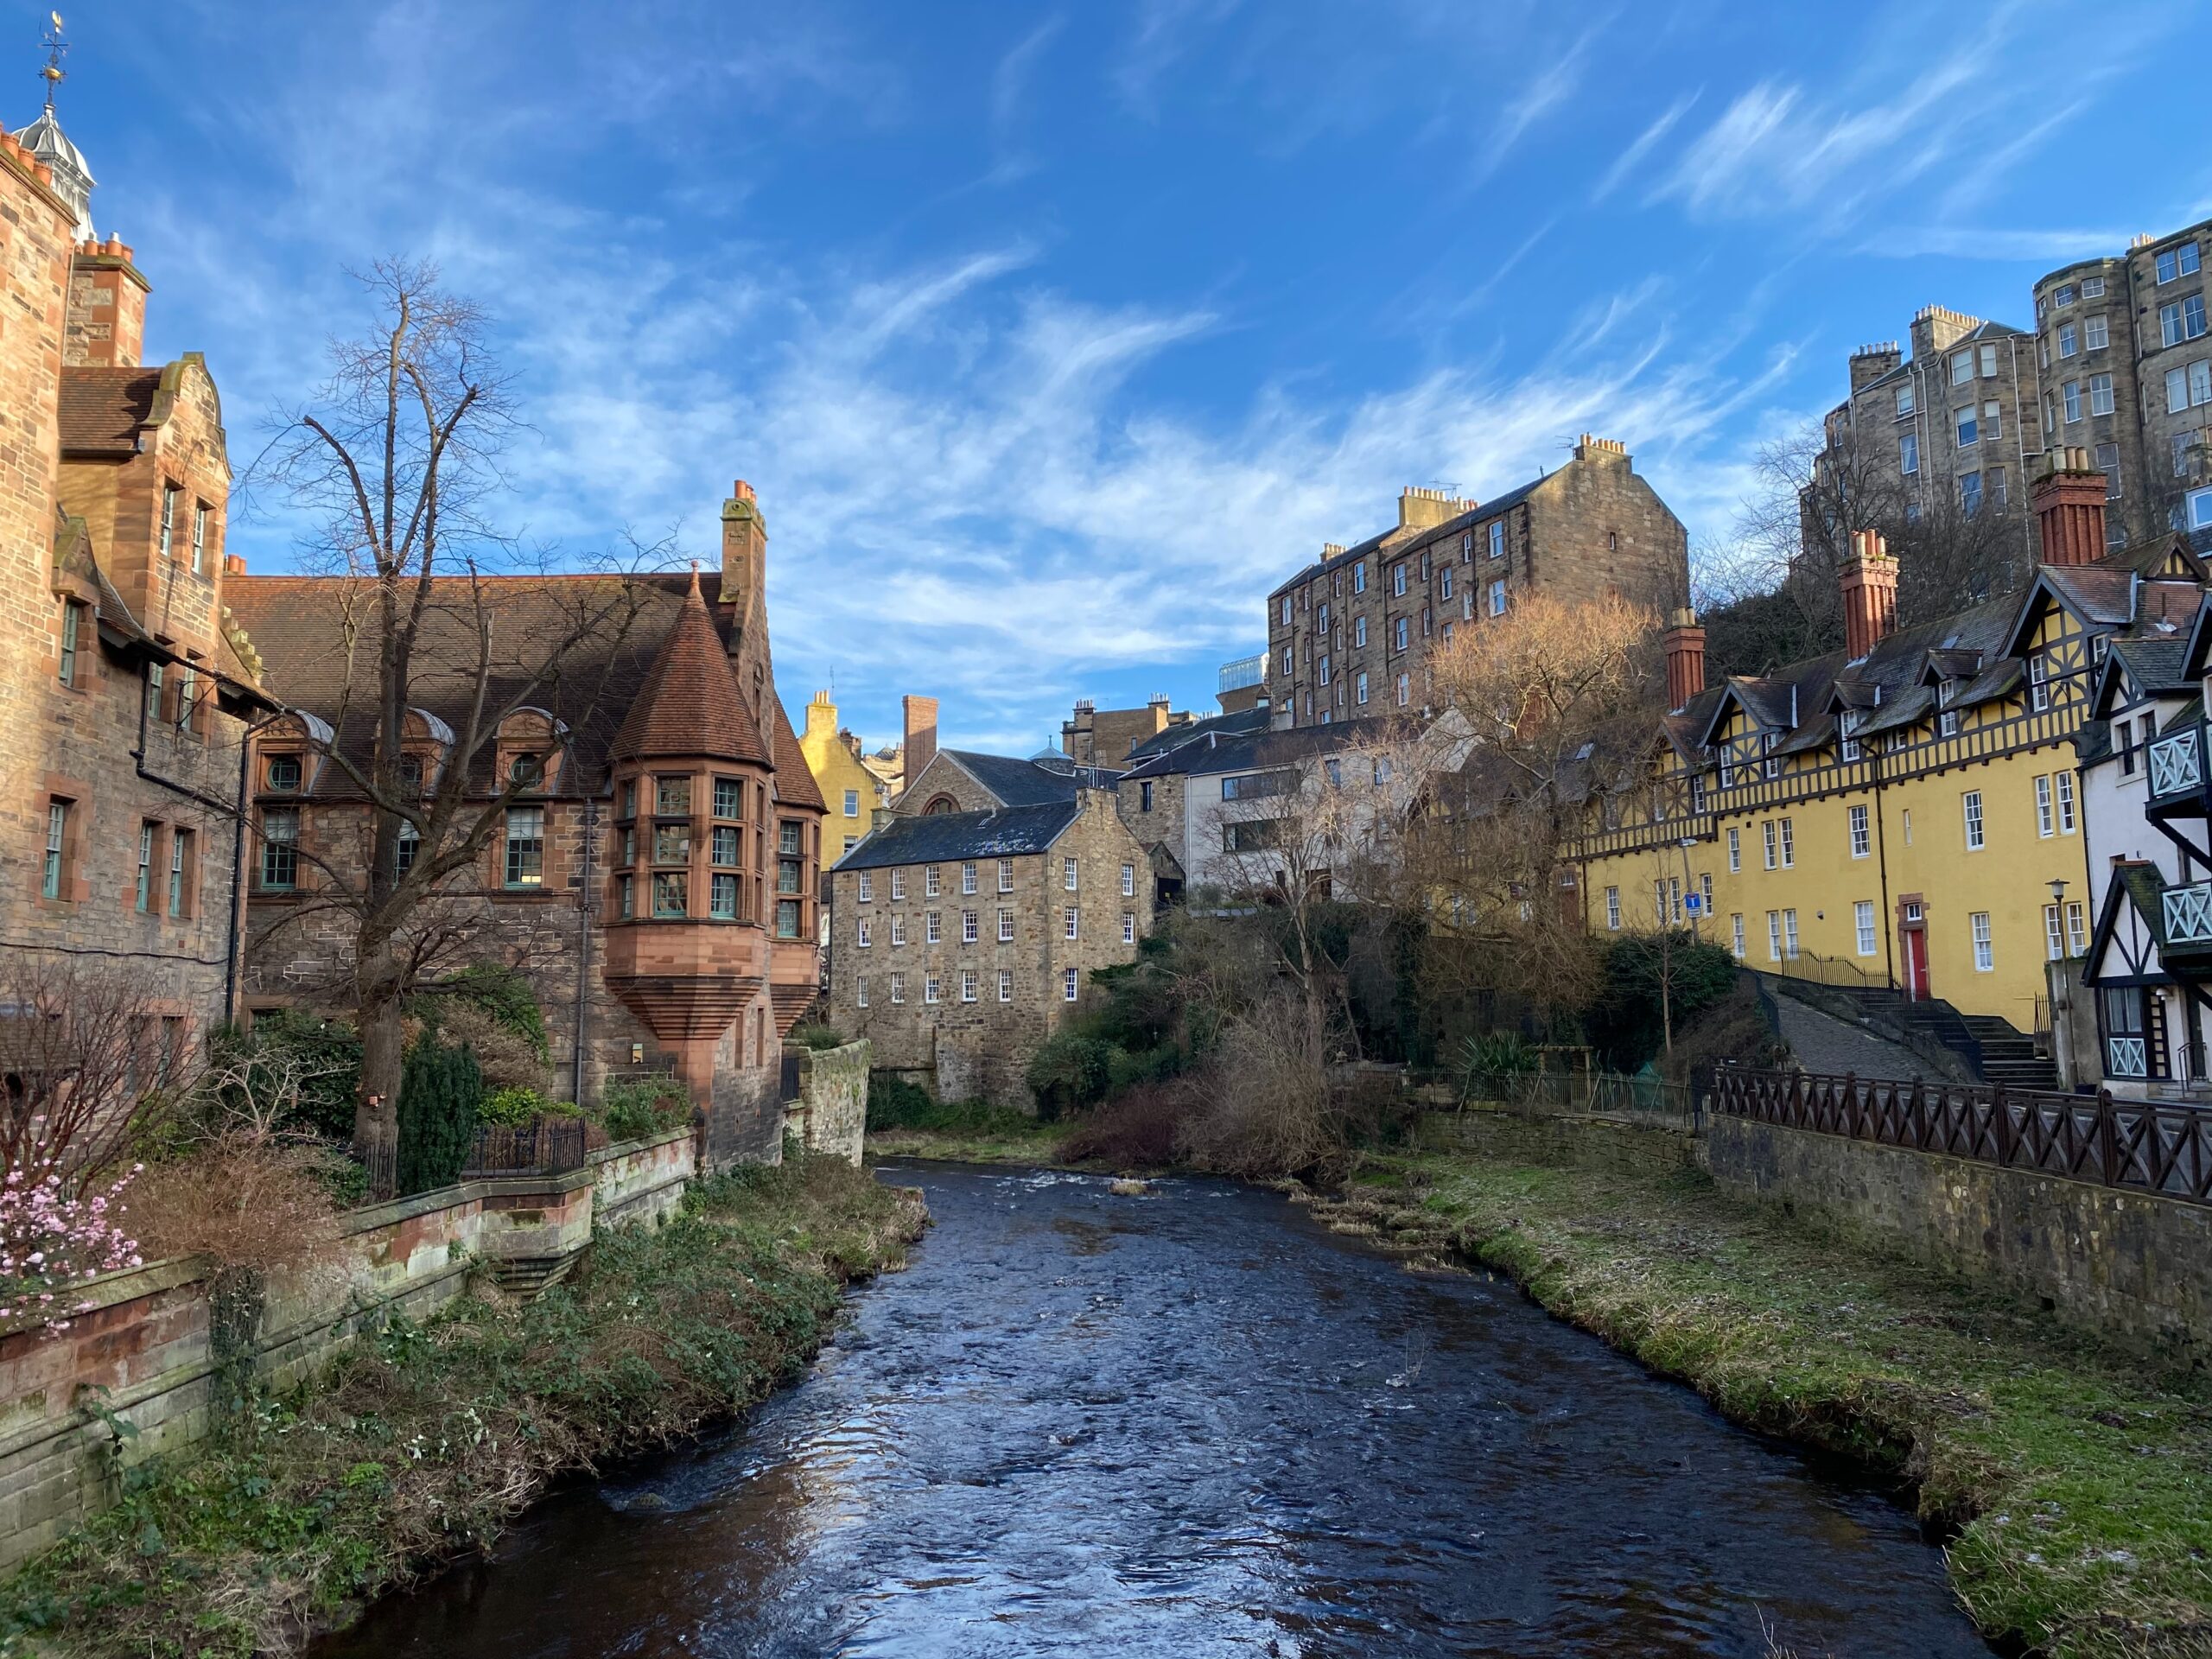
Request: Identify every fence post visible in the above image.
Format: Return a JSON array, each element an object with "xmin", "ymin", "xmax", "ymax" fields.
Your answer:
[
  {"xmin": 2095, "ymin": 1088, "xmax": 2120, "ymax": 1187},
  {"xmin": 1993, "ymin": 1082, "xmax": 2013, "ymax": 1167},
  {"xmin": 1907, "ymin": 1077, "xmax": 1925, "ymax": 1148},
  {"xmin": 1844, "ymin": 1071, "xmax": 1859, "ymax": 1139}
]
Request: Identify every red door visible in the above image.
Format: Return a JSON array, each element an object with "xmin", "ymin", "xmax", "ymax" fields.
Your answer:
[{"xmin": 1899, "ymin": 898, "xmax": 1929, "ymax": 1000}]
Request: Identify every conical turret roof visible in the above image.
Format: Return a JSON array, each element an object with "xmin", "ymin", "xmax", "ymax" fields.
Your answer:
[{"xmin": 610, "ymin": 569, "xmax": 771, "ymax": 766}]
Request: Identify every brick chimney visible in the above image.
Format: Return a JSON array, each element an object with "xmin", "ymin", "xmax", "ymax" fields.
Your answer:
[
  {"xmin": 66, "ymin": 238, "xmax": 149, "ymax": 368},
  {"xmin": 1839, "ymin": 530, "xmax": 1898, "ymax": 662},
  {"xmin": 903, "ymin": 695, "xmax": 938, "ymax": 783},
  {"xmin": 2032, "ymin": 446, "xmax": 2108, "ymax": 567},
  {"xmin": 1663, "ymin": 607, "xmax": 1706, "ymax": 711},
  {"xmin": 718, "ymin": 480, "xmax": 773, "ymax": 722}
]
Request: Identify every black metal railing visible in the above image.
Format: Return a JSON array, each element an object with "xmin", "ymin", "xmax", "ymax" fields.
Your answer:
[
  {"xmin": 461, "ymin": 1118, "xmax": 590, "ymax": 1178},
  {"xmin": 1711, "ymin": 1067, "xmax": 2212, "ymax": 1206},
  {"xmin": 1752, "ymin": 949, "xmax": 1893, "ymax": 992}
]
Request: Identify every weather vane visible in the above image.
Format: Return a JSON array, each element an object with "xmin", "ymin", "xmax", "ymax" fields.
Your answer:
[{"xmin": 39, "ymin": 12, "xmax": 65, "ymax": 110}]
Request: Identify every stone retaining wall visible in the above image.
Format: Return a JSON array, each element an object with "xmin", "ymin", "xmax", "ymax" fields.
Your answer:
[
  {"xmin": 0, "ymin": 1128, "xmax": 696, "ymax": 1569},
  {"xmin": 1701, "ymin": 1114, "xmax": 2211, "ymax": 1359},
  {"xmin": 784, "ymin": 1039, "xmax": 870, "ymax": 1166}
]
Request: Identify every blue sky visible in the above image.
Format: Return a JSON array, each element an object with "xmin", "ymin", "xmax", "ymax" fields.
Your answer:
[{"xmin": 46, "ymin": 0, "xmax": 2212, "ymax": 753}]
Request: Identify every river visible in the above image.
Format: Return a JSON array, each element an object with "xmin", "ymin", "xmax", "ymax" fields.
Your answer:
[{"xmin": 318, "ymin": 1162, "xmax": 1993, "ymax": 1657}]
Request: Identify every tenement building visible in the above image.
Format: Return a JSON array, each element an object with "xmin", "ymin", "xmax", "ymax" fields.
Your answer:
[
  {"xmin": 0, "ymin": 84, "xmax": 272, "ymax": 1059},
  {"xmin": 227, "ymin": 483, "xmax": 827, "ymax": 1163},
  {"xmin": 1575, "ymin": 449, "xmax": 2205, "ymax": 1036},
  {"xmin": 826, "ymin": 790, "xmax": 1152, "ymax": 1107},
  {"xmin": 1264, "ymin": 438, "xmax": 1688, "ymax": 729},
  {"xmin": 1813, "ymin": 216, "xmax": 2212, "ymax": 563}
]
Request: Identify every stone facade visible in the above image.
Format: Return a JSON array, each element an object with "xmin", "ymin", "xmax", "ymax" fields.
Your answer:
[
  {"xmin": 1814, "ymin": 216, "xmax": 2212, "ymax": 562},
  {"xmin": 828, "ymin": 790, "xmax": 1152, "ymax": 1109},
  {"xmin": 1265, "ymin": 441, "xmax": 1687, "ymax": 729},
  {"xmin": 0, "ymin": 101, "xmax": 264, "ymax": 1053}
]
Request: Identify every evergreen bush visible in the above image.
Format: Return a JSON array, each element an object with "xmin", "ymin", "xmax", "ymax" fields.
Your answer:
[
  {"xmin": 1023, "ymin": 1032, "xmax": 1115, "ymax": 1120},
  {"xmin": 396, "ymin": 1042, "xmax": 481, "ymax": 1196}
]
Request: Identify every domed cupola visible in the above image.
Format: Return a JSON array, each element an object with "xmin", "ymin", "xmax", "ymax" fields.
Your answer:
[{"xmin": 16, "ymin": 23, "xmax": 95, "ymax": 243}]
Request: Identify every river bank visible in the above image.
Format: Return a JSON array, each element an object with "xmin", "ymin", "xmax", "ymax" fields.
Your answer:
[
  {"xmin": 0, "ymin": 1153, "xmax": 926, "ymax": 1659},
  {"xmin": 873, "ymin": 1119, "xmax": 2212, "ymax": 1659}
]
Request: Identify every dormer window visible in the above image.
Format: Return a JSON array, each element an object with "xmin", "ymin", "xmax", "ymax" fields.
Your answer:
[
  {"xmin": 265, "ymin": 754, "xmax": 302, "ymax": 793},
  {"xmin": 2028, "ymin": 658, "xmax": 2050, "ymax": 713},
  {"xmin": 509, "ymin": 753, "xmax": 543, "ymax": 790},
  {"xmin": 399, "ymin": 754, "xmax": 424, "ymax": 796},
  {"xmin": 1839, "ymin": 710, "xmax": 1861, "ymax": 762},
  {"xmin": 1762, "ymin": 734, "xmax": 1779, "ymax": 780}
]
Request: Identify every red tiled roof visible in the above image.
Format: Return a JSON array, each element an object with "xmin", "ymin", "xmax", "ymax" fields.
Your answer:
[
  {"xmin": 610, "ymin": 571, "xmax": 769, "ymax": 766},
  {"xmin": 58, "ymin": 366, "xmax": 160, "ymax": 456},
  {"xmin": 770, "ymin": 696, "xmax": 826, "ymax": 812}
]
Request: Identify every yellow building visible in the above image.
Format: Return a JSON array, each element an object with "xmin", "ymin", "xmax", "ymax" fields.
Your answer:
[
  {"xmin": 797, "ymin": 691, "xmax": 891, "ymax": 862},
  {"xmin": 1575, "ymin": 454, "xmax": 2206, "ymax": 1034}
]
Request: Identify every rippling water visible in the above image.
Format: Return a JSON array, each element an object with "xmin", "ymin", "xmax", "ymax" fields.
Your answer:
[{"xmin": 318, "ymin": 1163, "xmax": 1992, "ymax": 1658}]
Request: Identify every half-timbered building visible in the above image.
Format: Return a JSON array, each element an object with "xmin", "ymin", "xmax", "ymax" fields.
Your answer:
[{"xmin": 1575, "ymin": 448, "xmax": 2205, "ymax": 1039}]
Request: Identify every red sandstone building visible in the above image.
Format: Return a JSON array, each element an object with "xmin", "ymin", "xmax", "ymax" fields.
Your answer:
[
  {"xmin": 228, "ymin": 488, "xmax": 828, "ymax": 1163},
  {"xmin": 0, "ymin": 88, "xmax": 270, "ymax": 1062}
]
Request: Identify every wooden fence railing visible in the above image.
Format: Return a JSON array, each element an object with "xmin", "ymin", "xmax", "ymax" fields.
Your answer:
[{"xmin": 1709, "ymin": 1068, "xmax": 2212, "ymax": 1206}]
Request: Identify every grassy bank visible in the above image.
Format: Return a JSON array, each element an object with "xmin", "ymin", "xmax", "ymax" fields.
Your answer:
[
  {"xmin": 0, "ymin": 1153, "xmax": 925, "ymax": 1659},
  {"xmin": 863, "ymin": 1096, "xmax": 1071, "ymax": 1168},
  {"xmin": 1312, "ymin": 1115, "xmax": 2212, "ymax": 1659}
]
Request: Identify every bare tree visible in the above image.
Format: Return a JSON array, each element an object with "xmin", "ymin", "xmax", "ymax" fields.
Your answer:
[
  {"xmin": 1414, "ymin": 591, "xmax": 1665, "ymax": 1017},
  {"xmin": 254, "ymin": 261, "xmax": 657, "ymax": 1177},
  {"xmin": 1706, "ymin": 416, "xmax": 2031, "ymax": 681},
  {"xmin": 0, "ymin": 960, "xmax": 197, "ymax": 1179}
]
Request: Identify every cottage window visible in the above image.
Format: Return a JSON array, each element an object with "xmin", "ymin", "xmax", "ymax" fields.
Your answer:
[
  {"xmin": 1122, "ymin": 912, "xmax": 1135, "ymax": 944},
  {"xmin": 1122, "ymin": 862, "xmax": 1136, "ymax": 897},
  {"xmin": 1962, "ymin": 790, "xmax": 1985, "ymax": 850},
  {"xmin": 1063, "ymin": 968, "xmax": 1079, "ymax": 1002},
  {"xmin": 925, "ymin": 864, "xmax": 941, "ymax": 898},
  {"xmin": 999, "ymin": 970, "xmax": 1014, "ymax": 1002},
  {"xmin": 1848, "ymin": 804, "xmax": 1869, "ymax": 858},
  {"xmin": 1064, "ymin": 856, "xmax": 1079, "ymax": 891},
  {"xmin": 926, "ymin": 911, "xmax": 942, "ymax": 944},
  {"xmin": 1065, "ymin": 906, "xmax": 1079, "ymax": 940},
  {"xmin": 2056, "ymin": 772, "xmax": 2077, "ymax": 832},
  {"xmin": 1971, "ymin": 912, "xmax": 1994, "ymax": 971},
  {"xmin": 961, "ymin": 969, "xmax": 978, "ymax": 1003},
  {"xmin": 998, "ymin": 859, "xmax": 1014, "ymax": 893},
  {"xmin": 890, "ymin": 973, "xmax": 906, "ymax": 1004},
  {"xmin": 963, "ymin": 861, "xmax": 978, "ymax": 894},
  {"xmin": 1855, "ymin": 901, "xmax": 1877, "ymax": 957}
]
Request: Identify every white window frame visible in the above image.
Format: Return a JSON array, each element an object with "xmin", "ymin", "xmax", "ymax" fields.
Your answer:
[
  {"xmin": 1605, "ymin": 887, "xmax": 1621, "ymax": 930},
  {"xmin": 962, "ymin": 909, "xmax": 978, "ymax": 944},
  {"xmin": 998, "ymin": 858, "xmax": 1014, "ymax": 893},
  {"xmin": 1727, "ymin": 827, "xmax": 1740, "ymax": 872},
  {"xmin": 998, "ymin": 970, "xmax": 1013, "ymax": 1002},
  {"xmin": 1122, "ymin": 912, "xmax": 1135, "ymax": 944},
  {"xmin": 1763, "ymin": 820, "xmax": 1777, "ymax": 870},
  {"xmin": 925, "ymin": 974, "xmax": 941, "ymax": 1005},
  {"xmin": 1065, "ymin": 906, "xmax": 1079, "ymax": 940},
  {"xmin": 1963, "ymin": 790, "xmax": 1985, "ymax": 850},
  {"xmin": 961, "ymin": 969, "xmax": 978, "ymax": 1003},
  {"xmin": 1732, "ymin": 913, "xmax": 1746, "ymax": 959},
  {"xmin": 890, "ymin": 973, "xmax": 905, "ymax": 1004},
  {"xmin": 2056, "ymin": 771, "xmax": 2077, "ymax": 833},
  {"xmin": 2036, "ymin": 775, "xmax": 2054, "ymax": 838},
  {"xmin": 1063, "ymin": 857, "xmax": 1077, "ymax": 892},
  {"xmin": 1854, "ymin": 900, "xmax": 1877, "ymax": 957},
  {"xmin": 856, "ymin": 918, "xmax": 873, "ymax": 948},
  {"xmin": 2044, "ymin": 904, "xmax": 2065, "ymax": 963},
  {"xmin": 998, "ymin": 909, "xmax": 1014, "ymax": 943},
  {"xmin": 1488, "ymin": 520, "xmax": 1504, "ymax": 559},
  {"xmin": 1971, "ymin": 912, "xmax": 1994, "ymax": 972},
  {"xmin": 962, "ymin": 861, "xmax": 978, "ymax": 893},
  {"xmin": 1783, "ymin": 909, "xmax": 1800, "ymax": 959},
  {"xmin": 858, "ymin": 870, "xmax": 874, "ymax": 902},
  {"xmin": 1848, "ymin": 804, "xmax": 1869, "ymax": 859},
  {"xmin": 1778, "ymin": 817, "xmax": 1795, "ymax": 868},
  {"xmin": 1063, "ymin": 968, "xmax": 1079, "ymax": 1002},
  {"xmin": 1766, "ymin": 911, "xmax": 1783, "ymax": 962}
]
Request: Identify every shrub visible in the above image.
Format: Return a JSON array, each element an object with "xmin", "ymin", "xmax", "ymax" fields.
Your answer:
[
  {"xmin": 127, "ymin": 1137, "xmax": 345, "ymax": 1278},
  {"xmin": 1058, "ymin": 1083, "xmax": 1184, "ymax": 1168},
  {"xmin": 1175, "ymin": 990, "xmax": 1337, "ymax": 1181},
  {"xmin": 865, "ymin": 1072, "xmax": 938, "ymax": 1131},
  {"xmin": 433, "ymin": 965, "xmax": 549, "ymax": 1058},
  {"xmin": 1106, "ymin": 1042, "xmax": 1181, "ymax": 1095},
  {"xmin": 0, "ymin": 1165, "xmax": 142, "ymax": 1334},
  {"xmin": 1585, "ymin": 932, "xmax": 1739, "ymax": 1071},
  {"xmin": 599, "ymin": 1076, "xmax": 690, "ymax": 1142},
  {"xmin": 205, "ymin": 1011, "xmax": 362, "ymax": 1141},
  {"xmin": 429, "ymin": 999, "xmax": 551, "ymax": 1096},
  {"xmin": 396, "ymin": 1042, "xmax": 480, "ymax": 1197},
  {"xmin": 787, "ymin": 1023, "xmax": 848, "ymax": 1052},
  {"xmin": 477, "ymin": 1086, "xmax": 549, "ymax": 1127},
  {"xmin": 1023, "ymin": 1032, "xmax": 1115, "ymax": 1120}
]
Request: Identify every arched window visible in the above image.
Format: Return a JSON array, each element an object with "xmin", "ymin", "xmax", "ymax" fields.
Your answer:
[{"xmin": 923, "ymin": 795, "xmax": 958, "ymax": 816}]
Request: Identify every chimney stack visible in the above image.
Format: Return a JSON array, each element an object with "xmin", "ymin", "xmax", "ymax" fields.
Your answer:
[
  {"xmin": 2032, "ymin": 446, "xmax": 2108, "ymax": 567},
  {"xmin": 65, "ymin": 238, "xmax": 149, "ymax": 368},
  {"xmin": 902, "ymin": 695, "xmax": 938, "ymax": 784},
  {"xmin": 1839, "ymin": 530, "xmax": 1898, "ymax": 662},
  {"xmin": 1662, "ymin": 607, "xmax": 1706, "ymax": 711}
]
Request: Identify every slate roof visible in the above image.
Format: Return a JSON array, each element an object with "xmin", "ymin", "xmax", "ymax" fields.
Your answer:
[
  {"xmin": 831, "ymin": 801, "xmax": 1079, "ymax": 872},
  {"xmin": 57, "ymin": 366, "xmax": 161, "ymax": 457},
  {"xmin": 226, "ymin": 569, "xmax": 817, "ymax": 808},
  {"xmin": 936, "ymin": 749, "xmax": 1122, "ymax": 805},
  {"xmin": 1119, "ymin": 715, "xmax": 1406, "ymax": 781},
  {"xmin": 1124, "ymin": 705, "xmax": 1273, "ymax": 761},
  {"xmin": 1268, "ymin": 476, "xmax": 1548, "ymax": 599}
]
